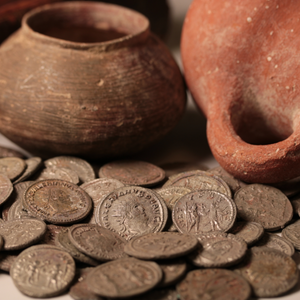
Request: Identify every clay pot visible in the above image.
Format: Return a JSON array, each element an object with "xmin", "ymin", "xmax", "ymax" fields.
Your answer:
[
  {"xmin": 0, "ymin": 2, "xmax": 186, "ymax": 159},
  {"xmin": 0, "ymin": 0, "xmax": 169, "ymax": 44},
  {"xmin": 181, "ymin": 0, "xmax": 300, "ymax": 183}
]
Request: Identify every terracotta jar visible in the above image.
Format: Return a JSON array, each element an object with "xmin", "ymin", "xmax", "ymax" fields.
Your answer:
[
  {"xmin": 181, "ymin": 0, "xmax": 300, "ymax": 183},
  {"xmin": 0, "ymin": 2, "xmax": 186, "ymax": 159}
]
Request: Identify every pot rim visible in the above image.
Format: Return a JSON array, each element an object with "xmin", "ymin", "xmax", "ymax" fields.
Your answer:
[{"xmin": 22, "ymin": 1, "xmax": 150, "ymax": 50}]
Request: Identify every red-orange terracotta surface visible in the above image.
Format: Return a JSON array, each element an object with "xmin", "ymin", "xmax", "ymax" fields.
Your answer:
[{"xmin": 181, "ymin": 0, "xmax": 300, "ymax": 183}]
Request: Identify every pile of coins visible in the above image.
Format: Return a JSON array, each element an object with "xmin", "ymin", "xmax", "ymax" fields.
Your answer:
[{"xmin": 0, "ymin": 146, "xmax": 300, "ymax": 299}]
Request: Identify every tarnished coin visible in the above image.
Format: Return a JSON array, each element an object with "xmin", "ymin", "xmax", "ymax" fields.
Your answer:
[
  {"xmin": 176, "ymin": 269, "xmax": 251, "ymax": 300},
  {"xmin": 230, "ymin": 221, "xmax": 264, "ymax": 246},
  {"xmin": 157, "ymin": 186, "xmax": 192, "ymax": 232},
  {"xmin": 68, "ymin": 224, "xmax": 127, "ymax": 261},
  {"xmin": 0, "ymin": 251, "xmax": 19, "ymax": 272},
  {"xmin": 157, "ymin": 259, "xmax": 187, "ymax": 288},
  {"xmin": 291, "ymin": 195, "xmax": 300, "ymax": 216},
  {"xmin": 2, "ymin": 181, "xmax": 34, "ymax": 221},
  {"xmin": 55, "ymin": 228, "xmax": 99, "ymax": 266},
  {"xmin": 188, "ymin": 233, "xmax": 247, "ymax": 268},
  {"xmin": 0, "ymin": 157, "xmax": 26, "ymax": 181},
  {"xmin": 95, "ymin": 186, "xmax": 168, "ymax": 240},
  {"xmin": 86, "ymin": 257, "xmax": 162, "ymax": 298},
  {"xmin": 282, "ymin": 220, "xmax": 300, "ymax": 250},
  {"xmin": 81, "ymin": 178, "xmax": 125, "ymax": 223},
  {"xmin": 163, "ymin": 170, "xmax": 232, "ymax": 198},
  {"xmin": 13, "ymin": 157, "xmax": 42, "ymax": 184},
  {"xmin": 124, "ymin": 232, "xmax": 198, "ymax": 260},
  {"xmin": 234, "ymin": 184, "xmax": 293, "ymax": 230},
  {"xmin": 208, "ymin": 166, "xmax": 247, "ymax": 194},
  {"xmin": 0, "ymin": 218, "xmax": 46, "ymax": 250},
  {"xmin": 7, "ymin": 198, "xmax": 33, "ymax": 221},
  {"xmin": 0, "ymin": 174, "xmax": 13, "ymax": 205},
  {"xmin": 0, "ymin": 146, "xmax": 25, "ymax": 158},
  {"xmin": 234, "ymin": 247, "xmax": 299, "ymax": 297},
  {"xmin": 40, "ymin": 224, "xmax": 67, "ymax": 245},
  {"xmin": 10, "ymin": 244, "xmax": 76, "ymax": 298},
  {"xmin": 45, "ymin": 156, "xmax": 95, "ymax": 183},
  {"xmin": 23, "ymin": 179, "xmax": 92, "ymax": 224},
  {"xmin": 132, "ymin": 288, "xmax": 179, "ymax": 300},
  {"xmin": 34, "ymin": 166, "xmax": 80, "ymax": 184},
  {"xmin": 271, "ymin": 175, "xmax": 300, "ymax": 197},
  {"xmin": 69, "ymin": 268, "xmax": 105, "ymax": 300},
  {"xmin": 172, "ymin": 190, "xmax": 236, "ymax": 235},
  {"xmin": 256, "ymin": 232, "xmax": 295, "ymax": 256},
  {"xmin": 99, "ymin": 160, "xmax": 166, "ymax": 187}
]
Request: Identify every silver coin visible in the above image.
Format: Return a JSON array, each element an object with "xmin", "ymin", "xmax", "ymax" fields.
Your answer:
[
  {"xmin": 233, "ymin": 247, "xmax": 299, "ymax": 297},
  {"xmin": 234, "ymin": 184, "xmax": 293, "ymax": 231},
  {"xmin": 188, "ymin": 232, "xmax": 247, "ymax": 268},
  {"xmin": 7, "ymin": 199, "xmax": 34, "ymax": 221},
  {"xmin": 0, "ymin": 157, "xmax": 26, "ymax": 181},
  {"xmin": 230, "ymin": 221, "xmax": 264, "ymax": 246},
  {"xmin": 282, "ymin": 220, "xmax": 300, "ymax": 250},
  {"xmin": 176, "ymin": 268, "xmax": 251, "ymax": 300},
  {"xmin": 163, "ymin": 170, "xmax": 232, "ymax": 198},
  {"xmin": 55, "ymin": 229, "xmax": 99, "ymax": 266},
  {"xmin": 10, "ymin": 244, "xmax": 76, "ymax": 298},
  {"xmin": 0, "ymin": 218, "xmax": 46, "ymax": 250},
  {"xmin": 45, "ymin": 156, "xmax": 95, "ymax": 183},
  {"xmin": 86, "ymin": 257, "xmax": 162, "ymax": 298},
  {"xmin": 68, "ymin": 224, "xmax": 127, "ymax": 261},
  {"xmin": 13, "ymin": 157, "xmax": 42, "ymax": 184},
  {"xmin": 81, "ymin": 178, "xmax": 125, "ymax": 224},
  {"xmin": 23, "ymin": 179, "xmax": 92, "ymax": 224},
  {"xmin": 33, "ymin": 166, "xmax": 79, "ymax": 184},
  {"xmin": 172, "ymin": 190, "xmax": 236, "ymax": 235},
  {"xmin": 256, "ymin": 232, "xmax": 295, "ymax": 256},
  {"xmin": 124, "ymin": 232, "xmax": 198, "ymax": 260},
  {"xmin": 99, "ymin": 160, "xmax": 166, "ymax": 187},
  {"xmin": 95, "ymin": 186, "xmax": 168, "ymax": 240},
  {"xmin": 0, "ymin": 173, "xmax": 13, "ymax": 206}
]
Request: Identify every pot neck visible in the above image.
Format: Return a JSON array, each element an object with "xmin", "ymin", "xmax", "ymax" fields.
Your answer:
[{"xmin": 22, "ymin": 1, "xmax": 150, "ymax": 51}]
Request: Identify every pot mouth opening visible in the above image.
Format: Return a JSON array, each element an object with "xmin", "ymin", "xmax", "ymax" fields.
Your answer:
[{"xmin": 23, "ymin": 1, "xmax": 149, "ymax": 46}]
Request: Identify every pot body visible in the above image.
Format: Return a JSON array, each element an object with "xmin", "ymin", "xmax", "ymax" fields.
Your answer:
[
  {"xmin": 0, "ymin": 2, "xmax": 186, "ymax": 159},
  {"xmin": 182, "ymin": 0, "xmax": 300, "ymax": 183}
]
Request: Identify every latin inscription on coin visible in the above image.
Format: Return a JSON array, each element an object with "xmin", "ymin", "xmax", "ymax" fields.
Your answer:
[
  {"xmin": 23, "ymin": 179, "xmax": 92, "ymax": 224},
  {"xmin": 176, "ymin": 269, "xmax": 251, "ymax": 300},
  {"xmin": 234, "ymin": 184, "xmax": 293, "ymax": 230},
  {"xmin": 10, "ymin": 244, "xmax": 76, "ymax": 298},
  {"xmin": 172, "ymin": 190, "xmax": 236, "ymax": 234},
  {"xmin": 96, "ymin": 186, "xmax": 168, "ymax": 240},
  {"xmin": 86, "ymin": 258, "xmax": 162, "ymax": 298}
]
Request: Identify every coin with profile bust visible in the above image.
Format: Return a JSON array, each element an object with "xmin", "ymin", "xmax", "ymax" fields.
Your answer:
[
  {"xmin": 23, "ymin": 179, "xmax": 92, "ymax": 224},
  {"xmin": 95, "ymin": 186, "xmax": 168, "ymax": 240}
]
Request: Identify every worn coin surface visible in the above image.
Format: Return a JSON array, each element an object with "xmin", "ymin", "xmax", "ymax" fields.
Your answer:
[
  {"xmin": 189, "ymin": 233, "xmax": 247, "ymax": 268},
  {"xmin": 99, "ymin": 160, "xmax": 166, "ymax": 187},
  {"xmin": 81, "ymin": 178, "xmax": 125, "ymax": 223},
  {"xmin": 256, "ymin": 232, "xmax": 295, "ymax": 256},
  {"xmin": 0, "ymin": 157, "xmax": 26, "ymax": 181},
  {"xmin": 13, "ymin": 157, "xmax": 42, "ymax": 184},
  {"xmin": 0, "ymin": 218, "xmax": 47, "ymax": 250},
  {"xmin": 230, "ymin": 221, "xmax": 264, "ymax": 246},
  {"xmin": 0, "ymin": 173, "xmax": 13, "ymax": 206},
  {"xmin": 0, "ymin": 251, "xmax": 19, "ymax": 272},
  {"xmin": 172, "ymin": 190, "xmax": 236, "ymax": 234},
  {"xmin": 69, "ymin": 268, "xmax": 105, "ymax": 300},
  {"xmin": 282, "ymin": 220, "xmax": 300, "ymax": 250},
  {"xmin": 176, "ymin": 268, "xmax": 251, "ymax": 300},
  {"xmin": 68, "ymin": 224, "xmax": 127, "ymax": 261},
  {"xmin": 40, "ymin": 224, "xmax": 67, "ymax": 246},
  {"xmin": 163, "ymin": 170, "xmax": 232, "ymax": 198},
  {"xmin": 132, "ymin": 288, "xmax": 179, "ymax": 300},
  {"xmin": 234, "ymin": 247, "xmax": 299, "ymax": 297},
  {"xmin": 86, "ymin": 257, "xmax": 163, "ymax": 298},
  {"xmin": 23, "ymin": 179, "xmax": 92, "ymax": 224},
  {"xmin": 96, "ymin": 186, "xmax": 168, "ymax": 240},
  {"xmin": 159, "ymin": 161, "xmax": 207, "ymax": 178},
  {"xmin": 124, "ymin": 232, "xmax": 198, "ymax": 260},
  {"xmin": 7, "ymin": 199, "xmax": 33, "ymax": 221},
  {"xmin": 234, "ymin": 184, "xmax": 293, "ymax": 231},
  {"xmin": 45, "ymin": 156, "xmax": 95, "ymax": 183},
  {"xmin": 291, "ymin": 195, "xmax": 300, "ymax": 216},
  {"xmin": 34, "ymin": 167, "xmax": 80, "ymax": 184},
  {"xmin": 55, "ymin": 229, "xmax": 99, "ymax": 266},
  {"xmin": 10, "ymin": 244, "xmax": 76, "ymax": 298}
]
